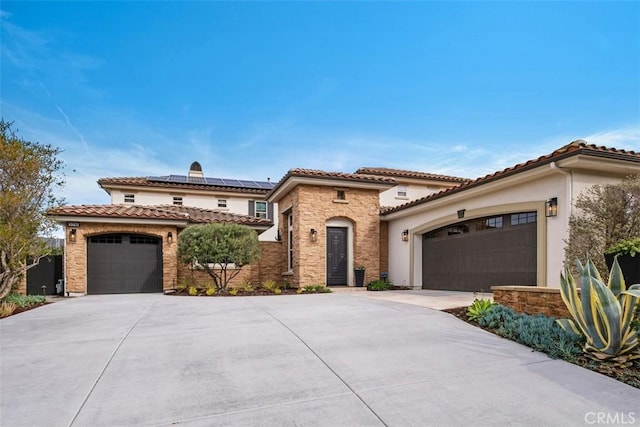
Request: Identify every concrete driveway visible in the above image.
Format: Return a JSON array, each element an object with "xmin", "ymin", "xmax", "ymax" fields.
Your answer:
[{"xmin": 1, "ymin": 294, "xmax": 638, "ymax": 427}]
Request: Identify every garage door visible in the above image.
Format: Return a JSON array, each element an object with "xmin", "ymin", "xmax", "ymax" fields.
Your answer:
[
  {"xmin": 87, "ymin": 234, "xmax": 163, "ymax": 294},
  {"xmin": 422, "ymin": 212, "xmax": 537, "ymax": 292}
]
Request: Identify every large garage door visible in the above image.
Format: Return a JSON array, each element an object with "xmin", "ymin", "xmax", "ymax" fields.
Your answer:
[
  {"xmin": 87, "ymin": 234, "xmax": 163, "ymax": 294},
  {"xmin": 422, "ymin": 212, "xmax": 537, "ymax": 292}
]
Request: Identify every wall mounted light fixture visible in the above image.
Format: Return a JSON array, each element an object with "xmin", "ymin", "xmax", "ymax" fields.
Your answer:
[
  {"xmin": 275, "ymin": 229, "xmax": 282, "ymax": 241},
  {"xmin": 310, "ymin": 228, "xmax": 317, "ymax": 242},
  {"xmin": 401, "ymin": 229, "xmax": 409, "ymax": 241},
  {"xmin": 70, "ymin": 228, "xmax": 77, "ymax": 242},
  {"xmin": 545, "ymin": 197, "xmax": 558, "ymax": 217},
  {"xmin": 167, "ymin": 231, "xmax": 173, "ymax": 244},
  {"xmin": 457, "ymin": 209, "xmax": 466, "ymax": 219}
]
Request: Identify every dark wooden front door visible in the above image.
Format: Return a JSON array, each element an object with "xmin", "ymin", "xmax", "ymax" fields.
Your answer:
[{"xmin": 327, "ymin": 227, "xmax": 348, "ymax": 285}]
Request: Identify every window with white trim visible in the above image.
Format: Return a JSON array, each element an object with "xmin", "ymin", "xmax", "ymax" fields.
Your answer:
[
  {"xmin": 173, "ymin": 196, "xmax": 183, "ymax": 205},
  {"xmin": 255, "ymin": 201, "xmax": 267, "ymax": 219},
  {"xmin": 124, "ymin": 194, "xmax": 135, "ymax": 203},
  {"xmin": 397, "ymin": 186, "xmax": 407, "ymax": 197},
  {"xmin": 218, "ymin": 199, "xmax": 227, "ymax": 208}
]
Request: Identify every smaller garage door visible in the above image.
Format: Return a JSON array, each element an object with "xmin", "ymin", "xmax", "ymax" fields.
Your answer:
[{"xmin": 87, "ymin": 234, "xmax": 162, "ymax": 294}]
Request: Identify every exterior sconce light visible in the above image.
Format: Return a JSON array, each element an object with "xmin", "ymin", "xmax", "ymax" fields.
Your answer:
[
  {"xmin": 275, "ymin": 229, "xmax": 282, "ymax": 241},
  {"xmin": 457, "ymin": 209, "xmax": 466, "ymax": 219},
  {"xmin": 310, "ymin": 228, "xmax": 317, "ymax": 242},
  {"xmin": 167, "ymin": 231, "xmax": 173, "ymax": 244},
  {"xmin": 545, "ymin": 197, "xmax": 558, "ymax": 217},
  {"xmin": 69, "ymin": 228, "xmax": 77, "ymax": 242},
  {"xmin": 401, "ymin": 229, "xmax": 409, "ymax": 241}
]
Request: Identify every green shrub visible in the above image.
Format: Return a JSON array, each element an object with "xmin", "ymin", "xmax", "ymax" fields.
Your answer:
[
  {"xmin": 606, "ymin": 237, "xmax": 640, "ymax": 257},
  {"xmin": 229, "ymin": 288, "xmax": 239, "ymax": 296},
  {"xmin": 367, "ymin": 280, "xmax": 390, "ymax": 291},
  {"xmin": 187, "ymin": 286, "xmax": 198, "ymax": 296},
  {"xmin": 205, "ymin": 287, "xmax": 216, "ymax": 296},
  {"xmin": 5, "ymin": 293, "xmax": 45, "ymax": 308},
  {"xmin": 466, "ymin": 298, "xmax": 494, "ymax": 322},
  {"xmin": 274, "ymin": 288, "xmax": 282, "ymax": 295},
  {"xmin": 301, "ymin": 285, "xmax": 331, "ymax": 293},
  {"xmin": 479, "ymin": 305, "xmax": 584, "ymax": 360}
]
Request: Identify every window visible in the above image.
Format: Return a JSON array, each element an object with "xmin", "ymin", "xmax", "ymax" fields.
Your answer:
[
  {"xmin": 336, "ymin": 190, "xmax": 346, "ymax": 200},
  {"xmin": 511, "ymin": 212, "xmax": 537, "ymax": 225},
  {"xmin": 124, "ymin": 194, "xmax": 135, "ymax": 203},
  {"xmin": 255, "ymin": 201, "xmax": 267, "ymax": 219},
  {"xmin": 130, "ymin": 235, "xmax": 158, "ymax": 244},
  {"xmin": 476, "ymin": 216, "xmax": 503, "ymax": 231},
  {"xmin": 397, "ymin": 186, "xmax": 407, "ymax": 197},
  {"xmin": 287, "ymin": 213, "xmax": 294, "ymax": 271},
  {"xmin": 90, "ymin": 235, "xmax": 122, "ymax": 244},
  {"xmin": 172, "ymin": 196, "xmax": 183, "ymax": 206},
  {"xmin": 218, "ymin": 199, "xmax": 227, "ymax": 208}
]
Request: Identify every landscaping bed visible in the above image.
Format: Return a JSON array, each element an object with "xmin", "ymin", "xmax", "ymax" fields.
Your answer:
[
  {"xmin": 0, "ymin": 294, "xmax": 49, "ymax": 319},
  {"xmin": 443, "ymin": 305, "xmax": 640, "ymax": 389}
]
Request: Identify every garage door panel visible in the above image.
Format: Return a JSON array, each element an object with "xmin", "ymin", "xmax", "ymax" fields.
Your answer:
[
  {"xmin": 422, "ymin": 214, "xmax": 536, "ymax": 292},
  {"xmin": 87, "ymin": 234, "xmax": 162, "ymax": 294}
]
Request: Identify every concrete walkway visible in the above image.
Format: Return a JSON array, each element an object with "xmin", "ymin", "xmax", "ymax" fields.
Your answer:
[
  {"xmin": 356, "ymin": 289, "xmax": 492, "ymax": 310},
  {"xmin": 1, "ymin": 294, "xmax": 638, "ymax": 426}
]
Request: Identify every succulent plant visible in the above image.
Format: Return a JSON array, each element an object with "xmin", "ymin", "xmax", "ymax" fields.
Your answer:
[{"xmin": 557, "ymin": 257, "xmax": 640, "ymax": 366}]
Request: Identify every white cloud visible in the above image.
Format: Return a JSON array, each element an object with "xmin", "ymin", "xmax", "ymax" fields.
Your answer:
[{"xmin": 583, "ymin": 127, "xmax": 640, "ymax": 150}]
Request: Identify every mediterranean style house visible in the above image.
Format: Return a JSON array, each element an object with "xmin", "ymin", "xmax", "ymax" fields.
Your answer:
[{"xmin": 46, "ymin": 141, "xmax": 639, "ymax": 296}]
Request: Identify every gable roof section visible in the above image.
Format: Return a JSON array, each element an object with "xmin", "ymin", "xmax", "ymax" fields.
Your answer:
[
  {"xmin": 48, "ymin": 204, "xmax": 272, "ymax": 228},
  {"xmin": 98, "ymin": 175, "xmax": 274, "ymax": 195},
  {"xmin": 381, "ymin": 141, "xmax": 640, "ymax": 216},
  {"xmin": 266, "ymin": 168, "xmax": 396, "ymax": 202},
  {"xmin": 355, "ymin": 167, "xmax": 469, "ymax": 183}
]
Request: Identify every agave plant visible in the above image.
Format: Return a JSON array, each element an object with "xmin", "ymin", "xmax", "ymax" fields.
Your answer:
[
  {"xmin": 466, "ymin": 298, "xmax": 494, "ymax": 322},
  {"xmin": 556, "ymin": 256, "xmax": 640, "ymax": 366}
]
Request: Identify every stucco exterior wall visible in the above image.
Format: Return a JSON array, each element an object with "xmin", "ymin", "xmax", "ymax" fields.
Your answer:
[
  {"xmin": 107, "ymin": 189, "xmax": 279, "ymax": 241},
  {"xmin": 276, "ymin": 184, "xmax": 381, "ymax": 287},
  {"xmin": 386, "ymin": 166, "xmax": 632, "ymax": 289},
  {"xmin": 379, "ymin": 184, "xmax": 442, "ymax": 208},
  {"xmin": 63, "ymin": 222, "xmax": 178, "ymax": 295}
]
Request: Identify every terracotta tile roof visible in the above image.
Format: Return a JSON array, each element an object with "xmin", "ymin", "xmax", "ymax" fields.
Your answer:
[
  {"xmin": 98, "ymin": 177, "xmax": 272, "ymax": 195},
  {"xmin": 282, "ymin": 168, "xmax": 397, "ymax": 183},
  {"xmin": 48, "ymin": 204, "xmax": 272, "ymax": 227},
  {"xmin": 355, "ymin": 167, "xmax": 469, "ymax": 183},
  {"xmin": 382, "ymin": 141, "xmax": 640, "ymax": 216}
]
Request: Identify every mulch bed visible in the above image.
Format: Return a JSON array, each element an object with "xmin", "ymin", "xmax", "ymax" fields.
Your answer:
[
  {"xmin": 167, "ymin": 288, "xmax": 304, "ymax": 297},
  {"xmin": 442, "ymin": 305, "xmax": 640, "ymax": 389},
  {"xmin": 1, "ymin": 302, "xmax": 51, "ymax": 319}
]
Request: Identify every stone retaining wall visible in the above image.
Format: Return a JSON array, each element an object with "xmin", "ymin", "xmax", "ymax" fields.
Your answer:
[{"xmin": 491, "ymin": 285, "xmax": 573, "ymax": 319}]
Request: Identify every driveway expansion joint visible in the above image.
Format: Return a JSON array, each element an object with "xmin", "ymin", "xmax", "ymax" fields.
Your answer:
[
  {"xmin": 67, "ymin": 299, "xmax": 156, "ymax": 427},
  {"xmin": 246, "ymin": 298, "xmax": 390, "ymax": 427}
]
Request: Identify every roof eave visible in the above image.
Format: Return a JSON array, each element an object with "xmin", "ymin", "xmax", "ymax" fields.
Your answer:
[{"xmin": 267, "ymin": 175, "xmax": 395, "ymax": 203}]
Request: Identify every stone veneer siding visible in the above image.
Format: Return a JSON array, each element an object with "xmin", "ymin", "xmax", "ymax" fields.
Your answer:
[
  {"xmin": 491, "ymin": 285, "xmax": 573, "ymax": 318},
  {"xmin": 64, "ymin": 223, "xmax": 178, "ymax": 294},
  {"xmin": 177, "ymin": 241, "xmax": 284, "ymax": 288},
  {"xmin": 276, "ymin": 184, "xmax": 382, "ymax": 287}
]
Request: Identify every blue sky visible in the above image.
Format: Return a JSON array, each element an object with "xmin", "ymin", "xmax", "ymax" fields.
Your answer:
[{"xmin": 2, "ymin": 1, "xmax": 639, "ymax": 206}]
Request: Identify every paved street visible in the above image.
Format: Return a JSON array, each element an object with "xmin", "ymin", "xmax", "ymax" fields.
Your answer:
[{"xmin": 1, "ymin": 293, "xmax": 638, "ymax": 426}]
